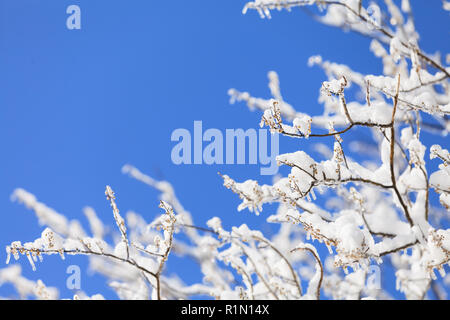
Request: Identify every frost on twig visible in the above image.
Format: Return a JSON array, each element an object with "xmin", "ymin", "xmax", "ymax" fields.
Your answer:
[
  {"xmin": 106, "ymin": 185, "xmax": 130, "ymax": 260},
  {"xmin": 222, "ymin": 0, "xmax": 450, "ymax": 300}
]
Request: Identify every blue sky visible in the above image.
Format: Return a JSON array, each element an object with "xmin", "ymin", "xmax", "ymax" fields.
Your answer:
[{"xmin": 0, "ymin": 1, "xmax": 449, "ymax": 299}]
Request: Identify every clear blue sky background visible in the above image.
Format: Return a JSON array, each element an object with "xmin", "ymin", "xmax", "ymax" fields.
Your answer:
[{"xmin": 0, "ymin": 1, "xmax": 448, "ymax": 299}]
